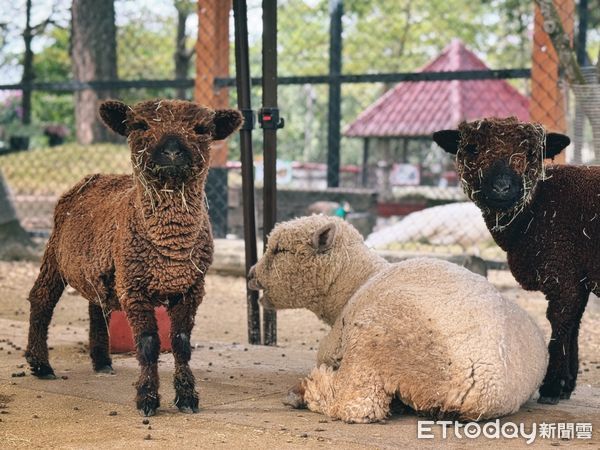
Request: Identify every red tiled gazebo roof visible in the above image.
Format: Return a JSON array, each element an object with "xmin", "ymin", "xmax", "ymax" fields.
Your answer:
[{"xmin": 344, "ymin": 39, "xmax": 529, "ymax": 138}]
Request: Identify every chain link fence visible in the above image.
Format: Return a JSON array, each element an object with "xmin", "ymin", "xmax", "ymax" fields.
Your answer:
[{"xmin": 0, "ymin": 0, "xmax": 597, "ymax": 260}]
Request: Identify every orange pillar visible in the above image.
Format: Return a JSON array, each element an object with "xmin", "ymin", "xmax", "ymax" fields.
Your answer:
[
  {"xmin": 195, "ymin": 0, "xmax": 232, "ymax": 167},
  {"xmin": 530, "ymin": 0, "xmax": 574, "ymax": 164}
]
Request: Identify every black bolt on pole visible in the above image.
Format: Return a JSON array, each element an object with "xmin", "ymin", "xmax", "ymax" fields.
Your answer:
[
  {"xmin": 327, "ymin": 0, "xmax": 343, "ymax": 188},
  {"xmin": 260, "ymin": 0, "xmax": 282, "ymax": 346},
  {"xmin": 233, "ymin": 0, "xmax": 261, "ymax": 345}
]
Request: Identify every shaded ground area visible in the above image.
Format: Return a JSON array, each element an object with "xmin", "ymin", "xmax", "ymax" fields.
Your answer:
[{"xmin": 0, "ymin": 261, "xmax": 599, "ymax": 448}]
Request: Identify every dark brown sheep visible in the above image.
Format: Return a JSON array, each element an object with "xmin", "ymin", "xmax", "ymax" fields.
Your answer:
[
  {"xmin": 432, "ymin": 117, "xmax": 598, "ymax": 405},
  {"xmin": 25, "ymin": 99, "xmax": 242, "ymax": 416}
]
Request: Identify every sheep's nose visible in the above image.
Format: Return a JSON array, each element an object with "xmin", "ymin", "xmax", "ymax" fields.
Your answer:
[
  {"xmin": 162, "ymin": 139, "xmax": 183, "ymax": 161},
  {"xmin": 247, "ymin": 265, "xmax": 262, "ymax": 291},
  {"xmin": 492, "ymin": 176, "xmax": 511, "ymax": 195}
]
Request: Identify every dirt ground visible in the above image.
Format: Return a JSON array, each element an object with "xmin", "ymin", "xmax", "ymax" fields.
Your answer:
[{"xmin": 1, "ymin": 260, "xmax": 599, "ymax": 448}]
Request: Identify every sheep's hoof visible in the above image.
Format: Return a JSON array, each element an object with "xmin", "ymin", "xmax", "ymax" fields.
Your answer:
[
  {"xmin": 559, "ymin": 391, "xmax": 572, "ymax": 400},
  {"xmin": 94, "ymin": 365, "xmax": 115, "ymax": 374},
  {"xmin": 178, "ymin": 405, "xmax": 200, "ymax": 414},
  {"xmin": 175, "ymin": 395, "xmax": 199, "ymax": 414},
  {"xmin": 138, "ymin": 408, "xmax": 156, "ymax": 417},
  {"xmin": 537, "ymin": 395, "xmax": 560, "ymax": 405},
  {"xmin": 137, "ymin": 397, "xmax": 160, "ymax": 417},
  {"xmin": 28, "ymin": 359, "xmax": 56, "ymax": 380},
  {"xmin": 138, "ymin": 404, "xmax": 157, "ymax": 417},
  {"xmin": 37, "ymin": 372, "xmax": 57, "ymax": 380}
]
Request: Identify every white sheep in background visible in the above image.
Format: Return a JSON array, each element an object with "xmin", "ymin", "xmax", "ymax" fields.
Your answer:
[
  {"xmin": 365, "ymin": 202, "xmax": 490, "ymax": 250},
  {"xmin": 248, "ymin": 215, "xmax": 547, "ymax": 423}
]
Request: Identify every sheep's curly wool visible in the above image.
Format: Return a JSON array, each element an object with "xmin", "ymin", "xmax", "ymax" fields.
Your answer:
[
  {"xmin": 456, "ymin": 117, "xmax": 547, "ymax": 231},
  {"xmin": 434, "ymin": 117, "xmax": 594, "ymax": 405},
  {"xmin": 25, "ymin": 99, "xmax": 242, "ymax": 416},
  {"xmin": 249, "ymin": 216, "xmax": 547, "ymax": 423}
]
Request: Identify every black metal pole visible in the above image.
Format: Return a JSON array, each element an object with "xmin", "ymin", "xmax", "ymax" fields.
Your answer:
[
  {"xmin": 576, "ymin": 0, "xmax": 588, "ymax": 67},
  {"xmin": 326, "ymin": 0, "xmax": 343, "ymax": 188},
  {"xmin": 261, "ymin": 0, "xmax": 279, "ymax": 346},
  {"xmin": 233, "ymin": 0, "xmax": 261, "ymax": 345},
  {"xmin": 361, "ymin": 137, "xmax": 369, "ymax": 187}
]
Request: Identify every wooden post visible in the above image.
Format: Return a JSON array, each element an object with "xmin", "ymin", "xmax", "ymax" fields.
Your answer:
[
  {"xmin": 195, "ymin": 0, "xmax": 232, "ymax": 167},
  {"xmin": 530, "ymin": 0, "xmax": 574, "ymax": 164}
]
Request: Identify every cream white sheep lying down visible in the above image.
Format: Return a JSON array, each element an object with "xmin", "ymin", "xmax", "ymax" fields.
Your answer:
[{"xmin": 248, "ymin": 215, "xmax": 547, "ymax": 423}]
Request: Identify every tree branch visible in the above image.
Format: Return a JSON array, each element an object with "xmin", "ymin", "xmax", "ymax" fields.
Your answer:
[
  {"xmin": 533, "ymin": 0, "xmax": 586, "ymax": 85},
  {"xmin": 31, "ymin": 17, "xmax": 58, "ymax": 35},
  {"xmin": 185, "ymin": 41, "xmax": 196, "ymax": 60}
]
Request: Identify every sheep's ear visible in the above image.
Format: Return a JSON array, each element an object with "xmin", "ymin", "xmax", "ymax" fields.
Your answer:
[
  {"xmin": 545, "ymin": 133, "xmax": 570, "ymax": 159},
  {"xmin": 213, "ymin": 109, "xmax": 243, "ymax": 140},
  {"xmin": 99, "ymin": 100, "xmax": 129, "ymax": 136},
  {"xmin": 432, "ymin": 130, "xmax": 460, "ymax": 154},
  {"xmin": 312, "ymin": 223, "xmax": 336, "ymax": 253}
]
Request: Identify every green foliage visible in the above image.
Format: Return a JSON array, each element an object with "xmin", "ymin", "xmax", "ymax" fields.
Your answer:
[
  {"xmin": 33, "ymin": 27, "xmax": 71, "ymax": 82},
  {"xmin": 31, "ymin": 27, "xmax": 74, "ymax": 138},
  {"xmin": 3, "ymin": 0, "xmax": 556, "ymax": 167},
  {"xmin": 0, "ymin": 94, "xmax": 23, "ymax": 125},
  {"xmin": 117, "ymin": 5, "xmax": 178, "ymax": 80},
  {"xmin": 277, "ymin": 0, "xmax": 331, "ymax": 76},
  {"xmin": 31, "ymin": 92, "xmax": 74, "ymax": 132},
  {"xmin": 269, "ymin": 0, "xmax": 536, "ymax": 166},
  {"xmin": 3, "ymin": 122, "xmax": 38, "ymax": 137}
]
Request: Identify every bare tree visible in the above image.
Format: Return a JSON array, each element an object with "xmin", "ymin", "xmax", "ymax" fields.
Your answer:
[
  {"xmin": 21, "ymin": 0, "xmax": 62, "ymax": 125},
  {"xmin": 71, "ymin": 0, "xmax": 118, "ymax": 144},
  {"xmin": 174, "ymin": 0, "xmax": 196, "ymax": 99}
]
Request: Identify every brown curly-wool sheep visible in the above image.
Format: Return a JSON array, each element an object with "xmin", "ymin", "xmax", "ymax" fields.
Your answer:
[
  {"xmin": 248, "ymin": 216, "xmax": 547, "ymax": 423},
  {"xmin": 25, "ymin": 99, "xmax": 242, "ymax": 416},
  {"xmin": 433, "ymin": 117, "xmax": 593, "ymax": 405}
]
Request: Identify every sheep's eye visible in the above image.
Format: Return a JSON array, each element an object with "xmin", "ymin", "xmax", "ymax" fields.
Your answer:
[
  {"xmin": 194, "ymin": 124, "xmax": 210, "ymax": 135},
  {"xmin": 130, "ymin": 120, "xmax": 149, "ymax": 131},
  {"xmin": 272, "ymin": 245, "xmax": 286, "ymax": 255},
  {"xmin": 464, "ymin": 143, "xmax": 478, "ymax": 154}
]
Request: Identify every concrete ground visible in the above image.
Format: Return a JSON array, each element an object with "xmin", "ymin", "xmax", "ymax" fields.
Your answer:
[{"xmin": 1, "ymin": 261, "xmax": 599, "ymax": 448}]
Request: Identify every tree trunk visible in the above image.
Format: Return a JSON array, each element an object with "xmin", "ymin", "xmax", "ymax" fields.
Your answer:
[
  {"xmin": 71, "ymin": 0, "xmax": 118, "ymax": 144},
  {"xmin": 174, "ymin": 1, "xmax": 194, "ymax": 99},
  {"xmin": 0, "ymin": 172, "xmax": 36, "ymax": 260},
  {"xmin": 21, "ymin": 0, "xmax": 34, "ymax": 126}
]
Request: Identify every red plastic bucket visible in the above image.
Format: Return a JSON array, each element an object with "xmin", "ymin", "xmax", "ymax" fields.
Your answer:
[{"xmin": 109, "ymin": 306, "xmax": 172, "ymax": 353}]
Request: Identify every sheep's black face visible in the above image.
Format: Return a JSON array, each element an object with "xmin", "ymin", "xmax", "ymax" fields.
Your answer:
[
  {"xmin": 98, "ymin": 99, "xmax": 243, "ymax": 186},
  {"xmin": 150, "ymin": 135, "xmax": 193, "ymax": 181},
  {"xmin": 480, "ymin": 160, "xmax": 523, "ymax": 211},
  {"xmin": 433, "ymin": 117, "xmax": 570, "ymax": 218}
]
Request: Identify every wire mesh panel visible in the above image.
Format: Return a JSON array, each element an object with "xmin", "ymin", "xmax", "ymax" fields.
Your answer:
[
  {"xmin": 571, "ymin": 71, "xmax": 600, "ymax": 164},
  {"xmin": 0, "ymin": 0, "xmax": 224, "ymax": 237},
  {"xmin": 0, "ymin": 0, "xmax": 597, "ymax": 262}
]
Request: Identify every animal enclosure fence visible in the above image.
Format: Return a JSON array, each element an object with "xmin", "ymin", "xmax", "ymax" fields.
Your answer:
[{"xmin": 0, "ymin": 0, "xmax": 596, "ymax": 259}]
